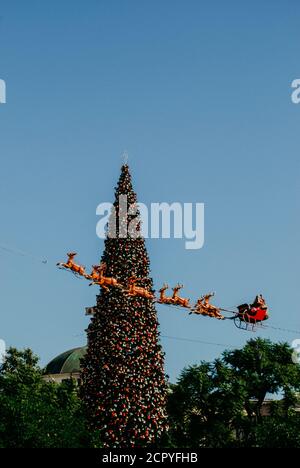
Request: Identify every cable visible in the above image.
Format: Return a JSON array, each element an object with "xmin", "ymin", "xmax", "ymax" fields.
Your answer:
[
  {"xmin": 73, "ymin": 330, "xmax": 231, "ymax": 349},
  {"xmin": 161, "ymin": 334, "xmax": 232, "ymax": 348},
  {"xmin": 261, "ymin": 324, "xmax": 300, "ymax": 335},
  {"xmin": 0, "ymin": 243, "xmax": 48, "ymax": 265}
]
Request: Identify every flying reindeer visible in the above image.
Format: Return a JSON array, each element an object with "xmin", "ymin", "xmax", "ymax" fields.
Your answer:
[
  {"xmin": 85, "ymin": 265, "xmax": 102, "ymax": 282},
  {"xmin": 192, "ymin": 292, "xmax": 224, "ymax": 320},
  {"xmin": 157, "ymin": 283, "xmax": 174, "ymax": 305},
  {"xmin": 126, "ymin": 276, "xmax": 155, "ymax": 299},
  {"xmin": 57, "ymin": 252, "xmax": 86, "ymax": 277},
  {"xmin": 89, "ymin": 262, "xmax": 123, "ymax": 292},
  {"xmin": 171, "ymin": 284, "xmax": 191, "ymax": 308}
]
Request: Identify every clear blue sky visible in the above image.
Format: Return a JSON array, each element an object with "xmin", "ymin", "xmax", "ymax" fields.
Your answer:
[{"xmin": 0, "ymin": 1, "xmax": 299, "ymax": 382}]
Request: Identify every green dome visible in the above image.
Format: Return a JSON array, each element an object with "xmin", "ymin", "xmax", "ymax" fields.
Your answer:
[{"xmin": 44, "ymin": 346, "xmax": 87, "ymax": 375}]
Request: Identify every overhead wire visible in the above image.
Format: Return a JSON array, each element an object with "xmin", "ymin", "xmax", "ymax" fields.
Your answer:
[
  {"xmin": 0, "ymin": 243, "xmax": 48, "ymax": 265},
  {"xmin": 160, "ymin": 334, "xmax": 232, "ymax": 348}
]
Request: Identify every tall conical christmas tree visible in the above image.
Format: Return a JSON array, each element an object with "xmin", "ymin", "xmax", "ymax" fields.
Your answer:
[{"xmin": 81, "ymin": 164, "xmax": 168, "ymax": 447}]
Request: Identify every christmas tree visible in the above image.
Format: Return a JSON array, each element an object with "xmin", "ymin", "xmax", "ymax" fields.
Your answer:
[{"xmin": 81, "ymin": 164, "xmax": 168, "ymax": 448}]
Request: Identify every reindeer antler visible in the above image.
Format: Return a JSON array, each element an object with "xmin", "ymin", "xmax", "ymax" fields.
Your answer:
[{"xmin": 67, "ymin": 252, "xmax": 77, "ymax": 257}]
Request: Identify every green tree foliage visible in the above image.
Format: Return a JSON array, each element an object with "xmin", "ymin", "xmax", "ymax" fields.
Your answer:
[
  {"xmin": 223, "ymin": 338, "xmax": 300, "ymax": 421},
  {"xmin": 167, "ymin": 362, "xmax": 246, "ymax": 447},
  {"xmin": 0, "ymin": 348, "xmax": 92, "ymax": 448},
  {"xmin": 253, "ymin": 410, "xmax": 300, "ymax": 448},
  {"xmin": 168, "ymin": 338, "xmax": 300, "ymax": 448}
]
